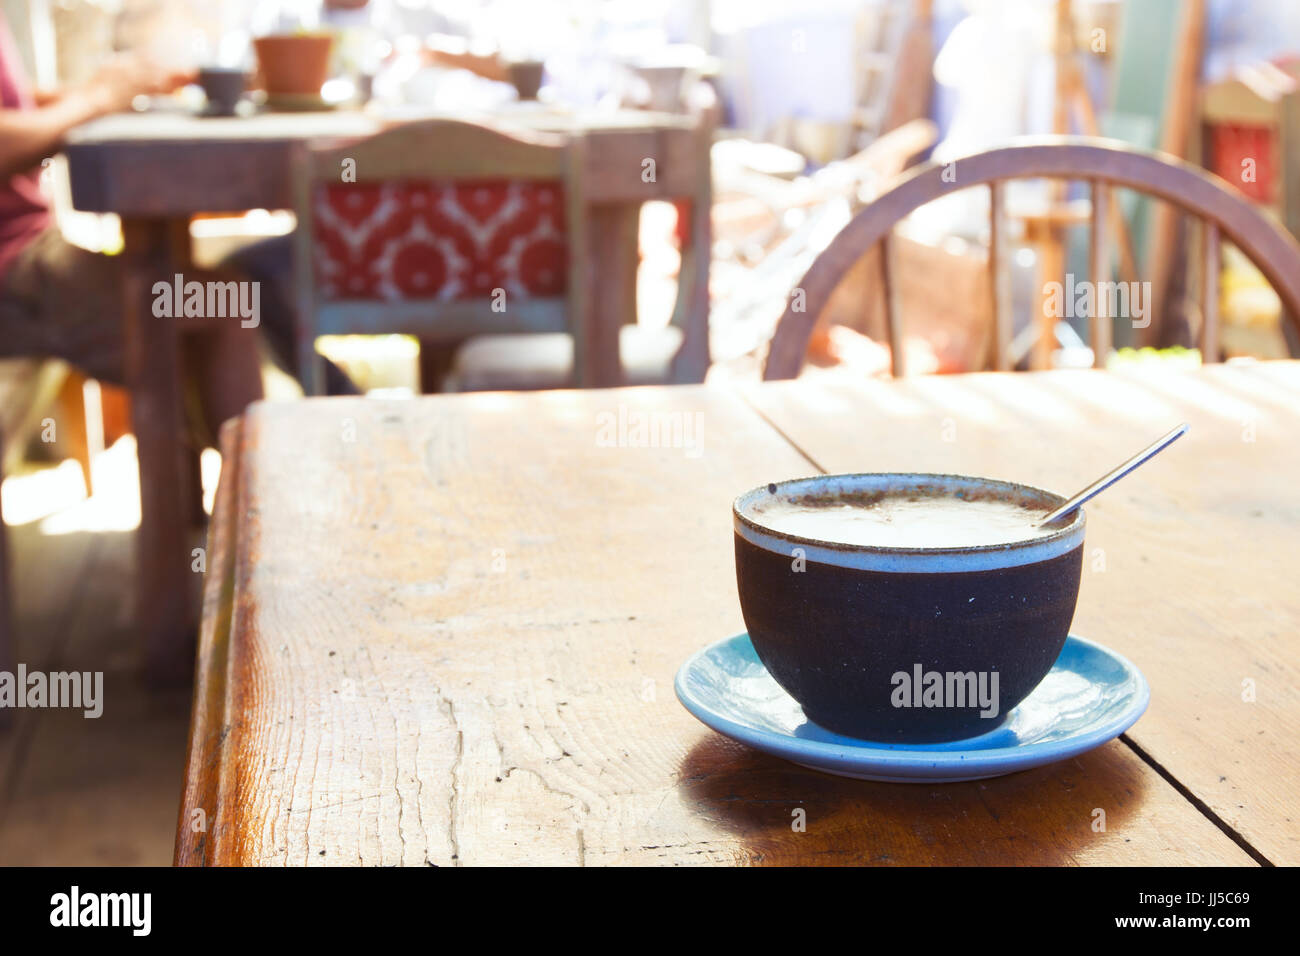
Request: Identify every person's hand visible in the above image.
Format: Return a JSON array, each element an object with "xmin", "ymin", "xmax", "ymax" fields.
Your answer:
[{"xmin": 81, "ymin": 54, "xmax": 195, "ymax": 115}]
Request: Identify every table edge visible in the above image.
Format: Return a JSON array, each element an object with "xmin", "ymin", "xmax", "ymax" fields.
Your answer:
[{"xmin": 173, "ymin": 415, "xmax": 245, "ymax": 866}]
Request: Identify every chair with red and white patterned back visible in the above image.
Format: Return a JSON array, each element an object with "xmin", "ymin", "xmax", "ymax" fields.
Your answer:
[{"xmin": 291, "ymin": 119, "xmax": 588, "ymax": 394}]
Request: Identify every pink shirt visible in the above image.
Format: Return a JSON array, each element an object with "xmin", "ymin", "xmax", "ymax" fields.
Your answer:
[{"xmin": 0, "ymin": 13, "xmax": 52, "ymax": 281}]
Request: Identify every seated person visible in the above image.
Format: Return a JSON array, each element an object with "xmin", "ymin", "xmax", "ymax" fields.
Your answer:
[
  {"xmin": 0, "ymin": 13, "xmax": 267, "ymax": 440},
  {"xmin": 0, "ymin": 13, "xmax": 359, "ymax": 433}
]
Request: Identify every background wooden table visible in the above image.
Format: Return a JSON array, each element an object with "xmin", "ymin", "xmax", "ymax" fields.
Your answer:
[
  {"xmin": 62, "ymin": 108, "xmax": 709, "ymax": 680},
  {"xmin": 177, "ymin": 362, "xmax": 1300, "ymax": 865}
]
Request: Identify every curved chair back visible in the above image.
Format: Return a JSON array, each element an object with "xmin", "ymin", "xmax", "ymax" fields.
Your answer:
[{"xmin": 764, "ymin": 137, "xmax": 1300, "ymax": 379}]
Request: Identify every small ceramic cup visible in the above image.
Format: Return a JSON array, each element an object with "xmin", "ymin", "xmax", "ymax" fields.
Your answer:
[
  {"xmin": 733, "ymin": 474, "xmax": 1085, "ymax": 743},
  {"xmin": 197, "ymin": 67, "xmax": 247, "ymax": 116},
  {"xmin": 506, "ymin": 60, "xmax": 545, "ymax": 101}
]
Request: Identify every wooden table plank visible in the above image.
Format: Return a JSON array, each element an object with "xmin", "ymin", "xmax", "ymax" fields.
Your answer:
[
  {"xmin": 64, "ymin": 109, "xmax": 702, "ymax": 214},
  {"xmin": 742, "ymin": 361, "xmax": 1300, "ymax": 864},
  {"xmin": 178, "ymin": 384, "xmax": 1256, "ymax": 865}
]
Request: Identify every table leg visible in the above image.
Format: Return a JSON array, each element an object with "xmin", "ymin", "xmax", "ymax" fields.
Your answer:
[
  {"xmin": 666, "ymin": 195, "xmax": 712, "ymax": 384},
  {"xmin": 581, "ymin": 203, "xmax": 640, "ymax": 388},
  {"xmin": 121, "ymin": 218, "xmax": 200, "ymax": 684}
]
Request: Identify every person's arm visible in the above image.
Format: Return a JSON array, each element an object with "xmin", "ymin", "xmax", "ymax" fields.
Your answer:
[
  {"xmin": 0, "ymin": 55, "xmax": 192, "ymax": 180},
  {"xmin": 422, "ymin": 36, "xmax": 509, "ymax": 83},
  {"xmin": 0, "ymin": 88, "xmax": 110, "ymax": 178}
]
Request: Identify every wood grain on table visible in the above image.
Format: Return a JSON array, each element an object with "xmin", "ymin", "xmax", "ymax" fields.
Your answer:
[{"xmin": 177, "ymin": 365, "xmax": 1300, "ymax": 865}]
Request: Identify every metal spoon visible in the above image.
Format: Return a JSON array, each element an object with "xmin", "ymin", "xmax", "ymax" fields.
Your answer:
[{"xmin": 1037, "ymin": 423, "xmax": 1189, "ymax": 527}]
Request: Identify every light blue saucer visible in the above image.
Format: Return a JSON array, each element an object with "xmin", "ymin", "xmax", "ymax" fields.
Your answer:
[{"xmin": 675, "ymin": 633, "xmax": 1149, "ymax": 783}]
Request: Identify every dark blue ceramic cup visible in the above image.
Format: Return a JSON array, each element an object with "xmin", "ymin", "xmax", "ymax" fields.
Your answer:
[{"xmin": 733, "ymin": 474, "xmax": 1086, "ymax": 743}]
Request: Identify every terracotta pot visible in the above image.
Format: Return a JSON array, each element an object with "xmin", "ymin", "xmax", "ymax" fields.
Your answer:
[{"xmin": 253, "ymin": 34, "xmax": 335, "ymax": 97}]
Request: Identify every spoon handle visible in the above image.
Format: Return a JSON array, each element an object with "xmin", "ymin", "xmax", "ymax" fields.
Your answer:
[{"xmin": 1038, "ymin": 423, "xmax": 1189, "ymax": 527}]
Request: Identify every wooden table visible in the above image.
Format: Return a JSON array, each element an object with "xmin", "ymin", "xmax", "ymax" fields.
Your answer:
[
  {"xmin": 177, "ymin": 362, "xmax": 1300, "ymax": 865},
  {"xmin": 62, "ymin": 107, "xmax": 710, "ymax": 681}
]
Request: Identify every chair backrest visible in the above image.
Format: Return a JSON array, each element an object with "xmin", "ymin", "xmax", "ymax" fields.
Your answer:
[
  {"xmin": 292, "ymin": 118, "xmax": 588, "ymax": 394},
  {"xmin": 763, "ymin": 136, "xmax": 1300, "ymax": 380}
]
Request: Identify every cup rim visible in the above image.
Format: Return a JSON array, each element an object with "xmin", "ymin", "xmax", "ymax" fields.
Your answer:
[{"xmin": 733, "ymin": 472, "xmax": 1085, "ymax": 567}]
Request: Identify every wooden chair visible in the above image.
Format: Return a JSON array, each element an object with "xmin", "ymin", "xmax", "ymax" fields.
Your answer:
[
  {"xmin": 764, "ymin": 136, "xmax": 1300, "ymax": 379},
  {"xmin": 291, "ymin": 119, "xmax": 590, "ymax": 394},
  {"xmin": 445, "ymin": 116, "xmax": 714, "ymax": 391}
]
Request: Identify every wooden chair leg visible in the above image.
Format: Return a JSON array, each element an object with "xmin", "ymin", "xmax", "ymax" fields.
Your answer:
[
  {"xmin": 55, "ymin": 370, "xmax": 94, "ymax": 497},
  {"xmin": 297, "ymin": 334, "xmax": 324, "ymax": 397},
  {"xmin": 418, "ymin": 340, "xmax": 461, "ymax": 394},
  {"xmin": 99, "ymin": 383, "xmax": 131, "ymax": 447}
]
